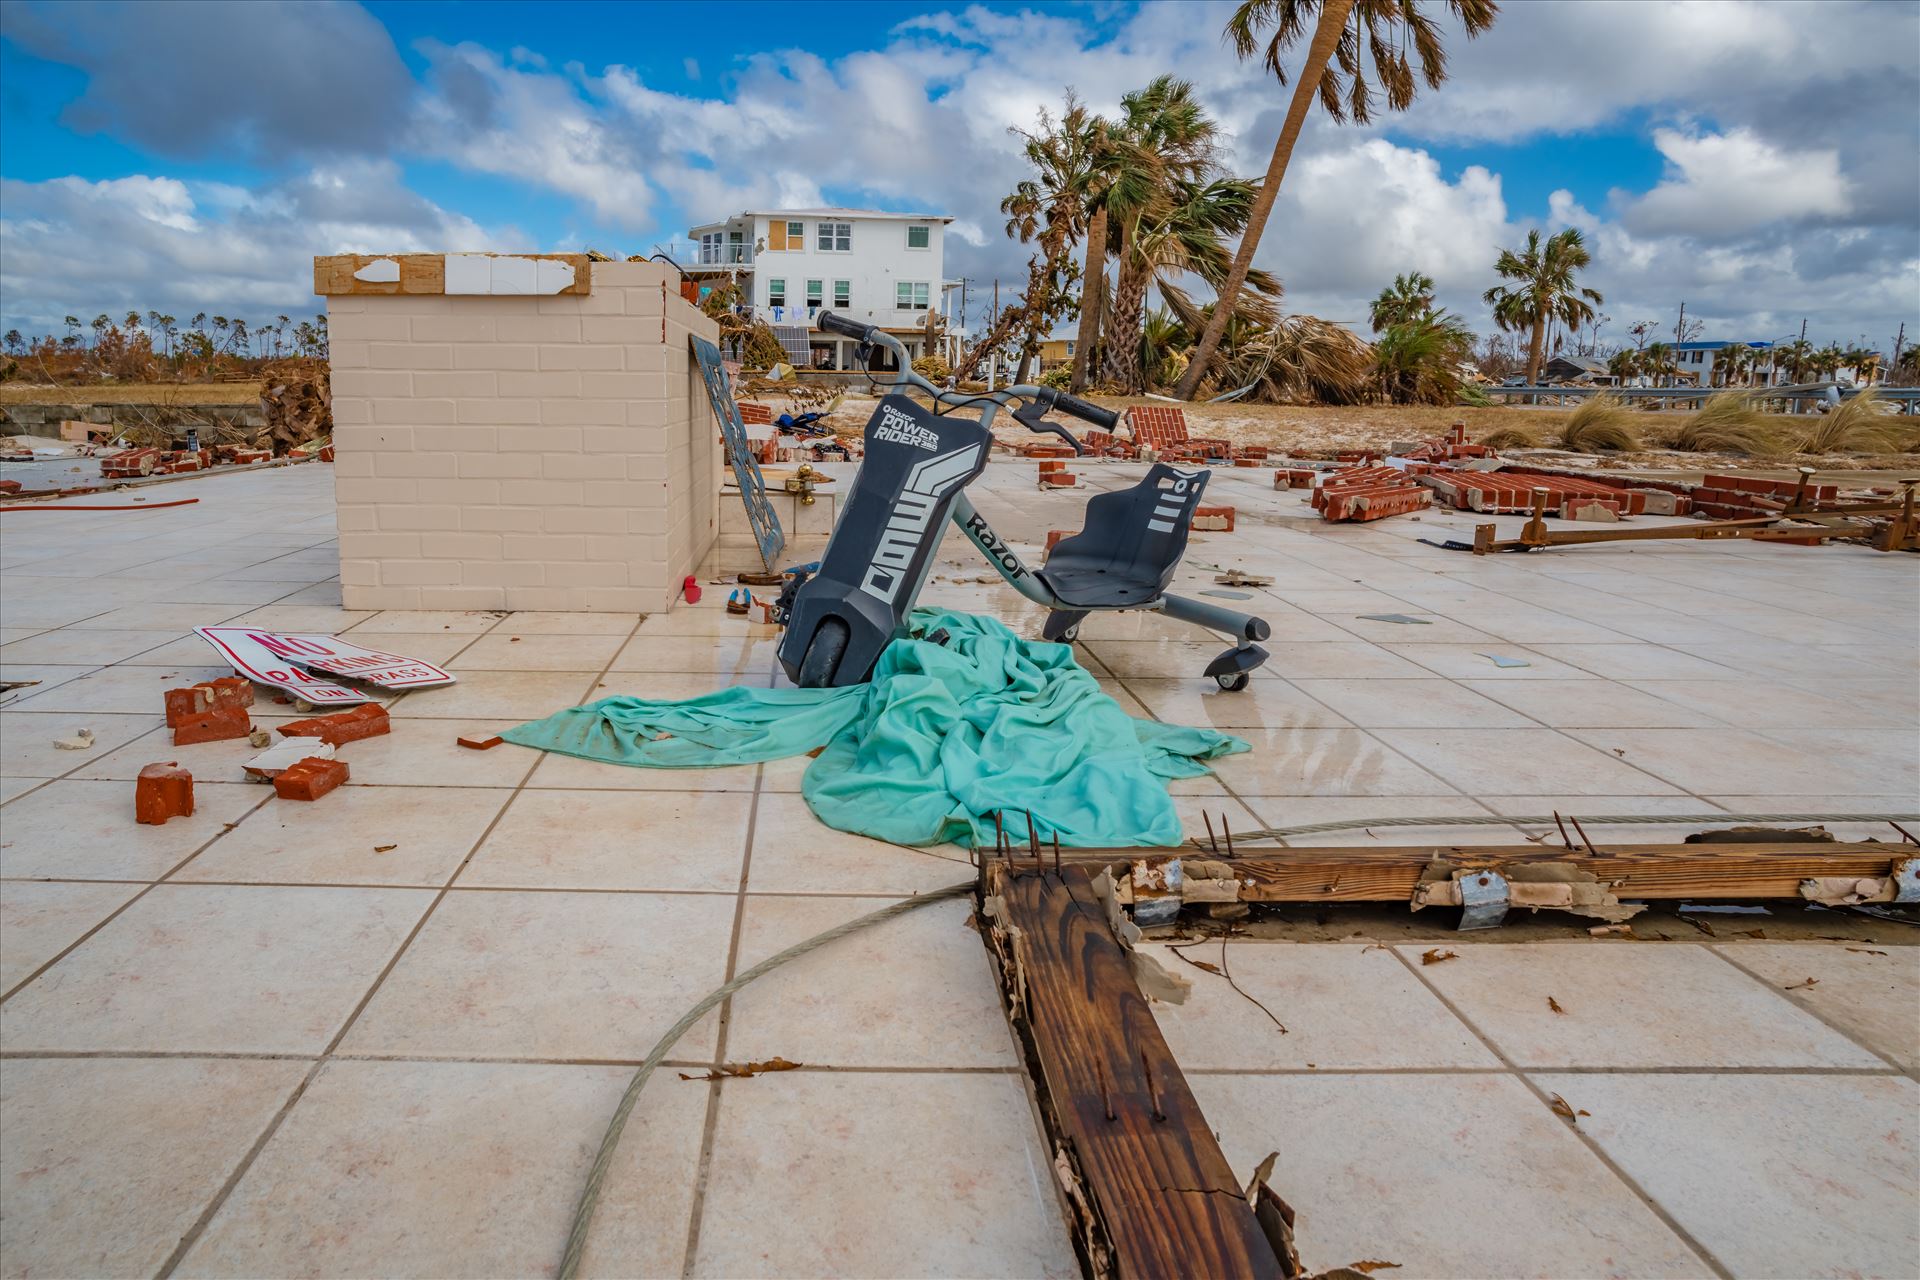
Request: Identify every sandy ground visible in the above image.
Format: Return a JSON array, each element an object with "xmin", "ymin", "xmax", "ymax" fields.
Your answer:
[{"xmin": 794, "ymin": 389, "xmax": 1919, "ymax": 476}]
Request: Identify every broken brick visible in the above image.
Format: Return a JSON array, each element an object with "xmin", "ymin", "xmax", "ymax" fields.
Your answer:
[
  {"xmin": 456, "ymin": 734, "xmax": 504, "ymax": 751},
  {"xmin": 0, "ymin": 479, "xmax": 20, "ymax": 495},
  {"xmin": 1044, "ymin": 529, "xmax": 1073, "ymax": 554},
  {"xmin": 173, "ymin": 704, "xmax": 251, "ymax": 746},
  {"xmin": 1190, "ymin": 505, "xmax": 1236, "ymax": 532},
  {"xmin": 273, "ymin": 756, "xmax": 349, "ymax": 801},
  {"xmin": 278, "ymin": 702, "xmax": 390, "ymax": 746},
  {"xmin": 165, "ymin": 677, "xmax": 254, "ymax": 727},
  {"xmin": 135, "ymin": 763, "xmax": 194, "ymax": 825}
]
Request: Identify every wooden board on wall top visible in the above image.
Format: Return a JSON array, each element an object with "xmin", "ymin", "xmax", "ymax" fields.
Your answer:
[{"xmin": 313, "ymin": 253, "xmax": 592, "ymax": 297}]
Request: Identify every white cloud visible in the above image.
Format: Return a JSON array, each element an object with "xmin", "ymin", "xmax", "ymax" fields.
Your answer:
[
  {"xmin": 1620, "ymin": 127, "xmax": 1851, "ymax": 237},
  {"xmin": 0, "ymin": 162, "xmax": 506, "ymax": 333}
]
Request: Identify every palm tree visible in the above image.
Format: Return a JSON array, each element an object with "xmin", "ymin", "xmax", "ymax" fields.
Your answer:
[
  {"xmin": 1811, "ymin": 343, "xmax": 1845, "ymax": 381},
  {"xmin": 1373, "ymin": 309, "xmax": 1474, "ymax": 404},
  {"xmin": 1482, "ymin": 228, "xmax": 1603, "ymax": 384},
  {"xmin": 1715, "ymin": 343, "xmax": 1754, "ymax": 388},
  {"xmin": 1842, "ymin": 344, "xmax": 1880, "ymax": 386},
  {"xmin": 1774, "ymin": 338, "xmax": 1814, "ymax": 384},
  {"xmin": 1607, "ymin": 348, "xmax": 1640, "ymax": 384},
  {"xmin": 1175, "ymin": 0, "xmax": 1499, "ymax": 400},
  {"xmin": 156, "ymin": 314, "xmax": 177, "ymax": 361},
  {"xmin": 1070, "ymin": 116, "xmax": 1158, "ymax": 391},
  {"xmin": 1642, "ymin": 341, "xmax": 1676, "ymax": 387},
  {"xmin": 1369, "ymin": 271, "xmax": 1436, "ymax": 332},
  {"xmin": 1100, "ymin": 76, "xmax": 1223, "ymax": 391}
]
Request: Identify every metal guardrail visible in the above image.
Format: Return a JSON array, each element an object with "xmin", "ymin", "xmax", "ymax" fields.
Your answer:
[{"xmin": 1486, "ymin": 383, "xmax": 1919, "ymax": 414}]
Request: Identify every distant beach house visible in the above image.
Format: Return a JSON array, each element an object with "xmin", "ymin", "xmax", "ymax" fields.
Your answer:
[{"xmin": 663, "ymin": 208, "xmax": 965, "ymax": 369}]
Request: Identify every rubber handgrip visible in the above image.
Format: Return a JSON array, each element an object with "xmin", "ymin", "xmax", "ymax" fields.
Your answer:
[
  {"xmin": 816, "ymin": 310, "xmax": 875, "ymax": 341},
  {"xmin": 1051, "ymin": 390, "xmax": 1119, "ymax": 431}
]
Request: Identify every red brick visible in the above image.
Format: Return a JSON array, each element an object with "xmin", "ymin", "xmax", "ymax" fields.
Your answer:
[
  {"xmin": 164, "ymin": 677, "xmax": 254, "ymax": 728},
  {"xmin": 0, "ymin": 479, "xmax": 20, "ymax": 495},
  {"xmin": 173, "ymin": 703, "xmax": 252, "ymax": 746},
  {"xmin": 1275, "ymin": 468, "xmax": 1320, "ymax": 490},
  {"xmin": 274, "ymin": 756, "xmax": 349, "ymax": 801},
  {"xmin": 1040, "ymin": 471, "xmax": 1078, "ymax": 487},
  {"xmin": 1190, "ymin": 505, "xmax": 1236, "ymax": 532},
  {"xmin": 278, "ymin": 702, "xmax": 391, "ymax": 746},
  {"xmin": 135, "ymin": 763, "xmax": 194, "ymax": 825},
  {"xmin": 1045, "ymin": 529, "xmax": 1073, "ymax": 553}
]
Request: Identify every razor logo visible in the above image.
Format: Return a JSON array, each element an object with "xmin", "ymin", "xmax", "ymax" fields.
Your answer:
[
  {"xmin": 961, "ymin": 512, "xmax": 1029, "ymax": 581},
  {"xmin": 1147, "ymin": 468, "xmax": 1204, "ymax": 532},
  {"xmin": 858, "ymin": 445, "xmax": 984, "ymax": 603}
]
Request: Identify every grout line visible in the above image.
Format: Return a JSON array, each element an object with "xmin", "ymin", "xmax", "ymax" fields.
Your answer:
[
  {"xmin": 1180, "ymin": 1063, "xmax": 1907, "ymax": 1076},
  {"xmin": 1700, "ymin": 945, "xmax": 1917, "ymax": 1081},
  {"xmin": 1386, "ymin": 945, "xmax": 1737, "ymax": 1279},
  {"xmin": 679, "ymin": 756, "xmax": 766, "ymax": 1278},
  {"xmin": 151, "ymin": 607, "xmax": 651, "ymax": 1279}
]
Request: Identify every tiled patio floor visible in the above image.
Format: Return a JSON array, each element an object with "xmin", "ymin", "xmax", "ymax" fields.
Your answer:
[{"xmin": 2, "ymin": 460, "xmax": 1916, "ymax": 1278}]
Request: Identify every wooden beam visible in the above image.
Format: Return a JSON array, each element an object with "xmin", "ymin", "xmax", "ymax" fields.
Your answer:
[
  {"xmin": 982, "ymin": 861, "xmax": 1288, "ymax": 1280},
  {"xmin": 1010, "ymin": 842, "xmax": 1913, "ymax": 904}
]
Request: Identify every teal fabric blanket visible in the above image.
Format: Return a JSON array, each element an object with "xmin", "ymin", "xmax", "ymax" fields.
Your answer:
[{"xmin": 502, "ymin": 609, "xmax": 1247, "ymax": 848}]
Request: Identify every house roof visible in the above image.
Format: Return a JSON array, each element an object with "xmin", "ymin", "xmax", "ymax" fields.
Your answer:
[
  {"xmin": 1544, "ymin": 355, "xmax": 1607, "ymax": 372},
  {"xmin": 691, "ymin": 208, "xmax": 954, "ymax": 233},
  {"xmin": 1674, "ymin": 340, "xmax": 1774, "ymax": 351}
]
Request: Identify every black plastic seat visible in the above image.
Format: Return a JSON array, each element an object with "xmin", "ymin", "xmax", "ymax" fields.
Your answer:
[{"xmin": 1037, "ymin": 463, "xmax": 1210, "ymax": 608}]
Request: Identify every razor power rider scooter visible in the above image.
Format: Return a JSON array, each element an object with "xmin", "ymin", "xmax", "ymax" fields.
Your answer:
[{"xmin": 775, "ymin": 311, "xmax": 1271, "ymax": 691}]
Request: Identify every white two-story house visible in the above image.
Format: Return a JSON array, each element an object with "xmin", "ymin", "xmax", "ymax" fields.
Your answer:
[{"xmin": 671, "ymin": 208, "xmax": 964, "ymax": 370}]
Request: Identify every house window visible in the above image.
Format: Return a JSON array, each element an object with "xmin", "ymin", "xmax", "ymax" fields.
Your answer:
[
  {"xmin": 768, "ymin": 279, "xmax": 786, "ymax": 308},
  {"xmin": 787, "ymin": 220, "xmax": 804, "ymax": 244},
  {"xmin": 833, "ymin": 279, "xmax": 850, "ymax": 308},
  {"xmin": 896, "ymin": 281, "xmax": 930, "ymax": 310},
  {"xmin": 907, "ymin": 224, "xmax": 930, "ymax": 249},
  {"xmin": 769, "ymin": 220, "xmax": 805, "ymax": 251},
  {"xmin": 727, "ymin": 230, "xmax": 745, "ymax": 263},
  {"xmin": 806, "ymin": 279, "xmax": 823, "ymax": 308},
  {"xmin": 817, "ymin": 221, "xmax": 851, "ymax": 252},
  {"xmin": 699, "ymin": 232, "xmax": 720, "ymax": 264}
]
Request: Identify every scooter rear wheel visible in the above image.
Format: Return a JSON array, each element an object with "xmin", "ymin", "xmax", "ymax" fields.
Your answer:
[{"xmin": 797, "ymin": 618, "xmax": 851, "ymax": 688}]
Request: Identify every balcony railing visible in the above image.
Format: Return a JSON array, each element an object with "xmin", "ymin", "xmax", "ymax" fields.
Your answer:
[{"xmin": 655, "ymin": 240, "xmax": 755, "ymax": 268}]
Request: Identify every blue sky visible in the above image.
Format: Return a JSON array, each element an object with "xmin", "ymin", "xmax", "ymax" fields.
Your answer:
[{"xmin": 2, "ymin": 0, "xmax": 1914, "ymax": 351}]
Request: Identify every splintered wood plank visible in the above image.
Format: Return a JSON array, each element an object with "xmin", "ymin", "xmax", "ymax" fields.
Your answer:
[
  {"xmin": 1042, "ymin": 842, "xmax": 1909, "ymax": 902},
  {"xmin": 312, "ymin": 252, "xmax": 590, "ymax": 296},
  {"xmin": 985, "ymin": 862, "xmax": 1284, "ymax": 1280}
]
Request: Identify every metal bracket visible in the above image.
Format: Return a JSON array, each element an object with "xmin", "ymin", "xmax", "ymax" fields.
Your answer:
[
  {"xmin": 1457, "ymin": 869, "xmax": 1510, "ymax": 931},
  {"xmin": 1893, "ymin": 858, "xmax": 1920, "ymax": 904}
]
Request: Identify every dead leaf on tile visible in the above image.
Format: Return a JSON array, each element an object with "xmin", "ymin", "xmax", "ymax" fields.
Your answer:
[
  {"xmin": 1349, "ymin": 1263, "xmax": 1402, "ymax": 1274},
  {"xmin": 1845, "ymin": 947, "xmax": 1888, "ymax": 956},
  {"xmin": 1738, "ymin": 928, "xmax": 1768, "ymax": 939},
  {"xmin": 677, "ymin": 1056, "xmax": 803, "ymax": 1082},
  {"xmin": 1420, "ymin": 948, "xmax": 1459, "ymax": 965},
  {"xmin": 373, "ymin": 844, "xmax": 397, "ymax": 853},
  {"xmin": 1360, "ymin": 943, "xmax": 1389, "ymax": 954},
  {"xmin": 1547, "ymin": 1093, "xmax": 1589, "ymax": 1122},
  {"xmin": 509, "ymin": 636, "xmax": 521, "ymax": 642},
  {"xmin": 1783, "ymin": 977, "xmax": 1818, "ymax": 990},
  {"xmin": 1547, "ymin": 996, "xmax": 1565, "ymax": 1015}
]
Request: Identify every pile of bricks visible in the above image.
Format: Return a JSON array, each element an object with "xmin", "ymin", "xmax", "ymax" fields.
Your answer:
[
  {"xmin": 1038, "ymin": 459, "xmax": 1077, "ymax": 488},
  {"xmin": 1397, "ymin": 423, "xmax": 1496, "ymax": 464},
  {"xmin": 1128, "ymin": 406, "xmax": 1235, "ymax": 462},
  {"xmin": 1081, "ymin": 429, "xmax": 1135, "ymax": 459},
  {"xmin": 1312, "ymin": 466, "xmax": 1432, "ymax": 522},
  {"xmin": 1189, "ymin": 505, "xmax": 1236, "ymax": 532},
  {"xmin": 100, "ymin": 444, "xmax": 273, "ymax": 480},
  {"xmin": 165, "ymin": 677, "xmax": 254, "ymax": 745},
  {"xmin": 1691, "ymin": 473, "xmax": 1837, "ymax": 519},
  {"xmin": 1419, "ymin": 470, "xmax": 1658, "ymax": 517}
]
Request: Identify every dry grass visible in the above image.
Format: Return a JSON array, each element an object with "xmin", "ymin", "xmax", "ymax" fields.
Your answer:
[
  {"xmin": 0, "ymin": 382, "xmax": 261, "ymax": 405},
  {"xmin": 1799, "ymin": 389, "xmax": 1904, "ymax": 455},
  {"xmin": 1665, "ymin": 392, "xmax": 1782, "ymax": 456},
  {"xmin": 1475, "ymin": 423, "xmax": 1545, "ymax": 450},
  {"xmin": 1557, "ymin": 393, "xmax": 1641, "ymax": 452}
]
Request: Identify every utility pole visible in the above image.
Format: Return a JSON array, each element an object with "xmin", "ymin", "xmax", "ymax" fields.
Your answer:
[
  {"xmin": 1674, "ymin": 301, "xmax": 1685, "ymax": 346},
  {"xmin": 1799, "ymin": 317, "xmax": 1807, "ymax": 344},
  {"xmin": 989, "ymin": 278, "xmax": 1000, "ymax": 391},
  {"xmin": 1891, "ymin": 323, "xmax": 1904, "ymax": 379}
]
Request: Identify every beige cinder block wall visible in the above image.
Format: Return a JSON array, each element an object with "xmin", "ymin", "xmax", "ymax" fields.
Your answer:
[{"xmin": 326, "ymin": 260, "xmax": 721, "ymax": 612}]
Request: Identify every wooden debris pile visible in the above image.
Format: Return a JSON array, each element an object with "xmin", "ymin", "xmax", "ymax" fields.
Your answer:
[{"xmin": 258, "ymin": 359, "xmax": 332, "ymax": 454}]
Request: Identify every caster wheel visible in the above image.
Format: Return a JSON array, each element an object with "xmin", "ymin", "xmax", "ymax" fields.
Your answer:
[
  {"xmin": 1214, "ymin": 671, "xmax": 1251, "ymax": 692},
  {"xmin": 1059, "ymin": 623, "xmax": 1080, "ymax": 643}
]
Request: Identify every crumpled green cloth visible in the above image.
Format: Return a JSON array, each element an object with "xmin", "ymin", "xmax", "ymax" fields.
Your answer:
[{"xmin": 501, "ymin": 608, "xmax": 1246, "ymax": 848}]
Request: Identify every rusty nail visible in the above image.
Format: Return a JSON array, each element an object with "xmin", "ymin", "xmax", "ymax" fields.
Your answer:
[
  {"xmin": 1027, "ymin": 810, "xmax": 1041, "ymax": 868},
  {"xmin": 1889, "ymin": 820, "xmax": 1919, "ymax": 847},
  {"xmin": 1223, "ymin": 814, "xmax": 1235, "ymax": 857},
  {"xmin": 1552, "ymin": 811, "xmax": 1575, "ymax": 851},
  {"xmin": 1203, "ymin": 811, "xmax": 1219, "ymax": 854},
  {"xmin": 1568, "ymin": 815, "xmax": 1601, "ymax": 855},
  {"xmin": 1141, "ymin": 1049, "xmax": 1166, "ymax": 1123},
  {"xmin": 1053, "ymin": 832, "xmax": 1062, "ymax": 875}
]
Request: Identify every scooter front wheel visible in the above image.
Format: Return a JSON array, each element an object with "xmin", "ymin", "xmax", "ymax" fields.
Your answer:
[{"xmin": 796, "ymin": 618, "xmax": 851, "ymax": 688}]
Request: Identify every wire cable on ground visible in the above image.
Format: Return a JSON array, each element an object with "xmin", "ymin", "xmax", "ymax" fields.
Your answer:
[
  {"xmin": 1227, "ymin": 812, "xmax": 1920, "ymax": 844},
  {"xmin": 558, "ymin": 880, "xmax": 975, "ymax": 1279}
]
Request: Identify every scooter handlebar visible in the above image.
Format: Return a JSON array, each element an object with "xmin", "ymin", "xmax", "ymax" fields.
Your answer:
[
  {"xmin": 816, "ymin": 310, "xmax": 877, "ymax": 342},
  {"xmin": 1042, "ymin": 388, "xmax": 1120, "ymax": 431}
]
